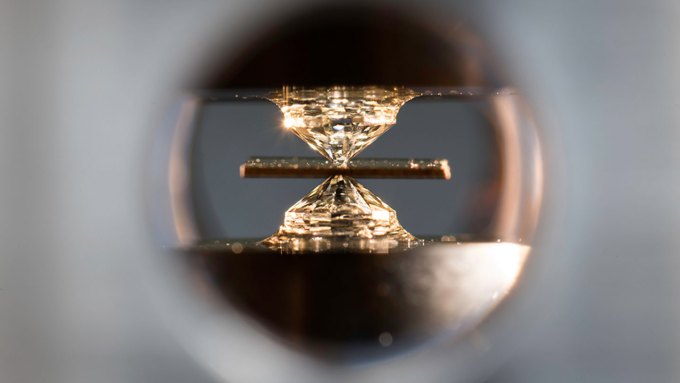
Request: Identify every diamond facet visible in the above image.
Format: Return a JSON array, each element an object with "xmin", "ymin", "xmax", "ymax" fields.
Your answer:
[
  {"xmin": 263, "ymin": 175, "xmax": 415, "ymax": 247},
  {"xmin": 270, "ymin": 86, "xmax": 418, "ymax": 166}
]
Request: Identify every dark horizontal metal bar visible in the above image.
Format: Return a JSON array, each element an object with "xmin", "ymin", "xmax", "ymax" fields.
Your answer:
[
  {"xmin": 193, "ymin": 87, "xmax": 516, "ymax": 102},
  {"xmin": 240, "ymin": 157, "xmax": 451, "ymax": 179}
]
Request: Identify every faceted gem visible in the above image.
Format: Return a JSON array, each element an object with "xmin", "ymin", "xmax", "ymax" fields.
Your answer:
[
  {"xmin": 269, "ymin": 86, "xmax": 418, "ymax": 166},
  {"xmin": 263, "ymin": 175, "xmax": 415, "ymax": 248}
]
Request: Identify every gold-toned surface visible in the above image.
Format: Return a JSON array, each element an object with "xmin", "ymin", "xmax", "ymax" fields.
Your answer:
[
  {"xmin": 268, "ymin": 86, "xmax": 418, "ymax": 166},
  {"xmin": 240, "ymin": 157, "xmax": 451, "ymax": 179}
]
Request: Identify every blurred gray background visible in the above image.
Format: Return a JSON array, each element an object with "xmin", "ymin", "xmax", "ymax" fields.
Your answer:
[{"xmin": 1, "ymin": 0, "xmax": 680, "ymax": 382}]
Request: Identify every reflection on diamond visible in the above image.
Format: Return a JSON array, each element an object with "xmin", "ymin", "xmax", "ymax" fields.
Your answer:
[
  {"xmin": 263, "ymin": 86, "xmax": 422, "ymax": 250},
  {"xmin": 269, "ymin": 86, "xmax": 419, "ymax": 166},
  {"xmin": 263, "ymin": 175, "xmax": 416, "ymax": 249}
]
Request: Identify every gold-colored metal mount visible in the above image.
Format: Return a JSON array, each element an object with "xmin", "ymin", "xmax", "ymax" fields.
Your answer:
[{"xmin": 240, "ymin": 157, "xmax": 451, "ymax": 179}]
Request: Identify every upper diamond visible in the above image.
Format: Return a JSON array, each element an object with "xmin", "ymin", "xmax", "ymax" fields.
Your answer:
[{"xmin": 268, "ymin": 86, "xmax": 419, "ymax": 166}]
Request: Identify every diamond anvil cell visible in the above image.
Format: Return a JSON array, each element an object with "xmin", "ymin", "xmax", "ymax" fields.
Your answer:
[{"xmin": 245, "ymin": 86, "xmax": 448, "ymax": 250}]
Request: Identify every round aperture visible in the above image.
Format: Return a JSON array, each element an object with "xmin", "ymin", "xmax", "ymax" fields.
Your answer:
[{"xmin": 150, "ymin": 3, "xmax": 543, "ymax": 364}]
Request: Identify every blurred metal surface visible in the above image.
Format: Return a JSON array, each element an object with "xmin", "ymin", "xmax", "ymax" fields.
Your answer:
[{"xmin": 239, "ymin": 157, "xmax": 451, "ymax": 179}]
